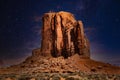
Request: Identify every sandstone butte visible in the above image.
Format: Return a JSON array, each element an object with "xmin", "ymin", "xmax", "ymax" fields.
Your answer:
[
  {"xmin": 0, "ymin": 11, "xmax": 120, "ymax": 75},
  {"xmin": 33, "ymin": 11, "xmax": 90, "ymax": 58}
]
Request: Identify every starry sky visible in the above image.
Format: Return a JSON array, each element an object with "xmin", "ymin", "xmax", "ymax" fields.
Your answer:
[{"xmin": 0, "ymin": 0, "xmax": 120, "ymax": 66}]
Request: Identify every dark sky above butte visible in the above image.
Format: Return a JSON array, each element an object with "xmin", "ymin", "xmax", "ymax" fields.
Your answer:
[{"xmin": 0, "ymin": 0, "xmax": 120, "ymax": 66}]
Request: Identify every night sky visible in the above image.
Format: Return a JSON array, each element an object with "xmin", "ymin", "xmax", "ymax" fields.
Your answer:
[{"xmin": 0, "ymin": 0, "xmax": 120, "ymax": 66}]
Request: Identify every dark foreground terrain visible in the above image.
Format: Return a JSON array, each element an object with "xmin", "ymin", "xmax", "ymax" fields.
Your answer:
[{"xmin": 0, "ymin": 72, "xmax": 120, "ymax": 80}]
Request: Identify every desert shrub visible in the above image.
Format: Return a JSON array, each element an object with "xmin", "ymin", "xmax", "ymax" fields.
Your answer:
[
  {"xmin": 85, "ymin": 74, "xmax": 107, "ymax": 80},
  {"xmin": 65, "ymin": 77, "xmax": 75, "ymax": 80},
  {"xmin": 18, "ymin": 74, "xmax": 31, "ymax": 80},
  {"xmin": 91, "ymin": 74, "xmax": 99, "ymax": 79},
  {"xmin": 114, "ymin": 76, "xmax": 120, "ymax": 80},
  {"xmin": 66, "ymin": 77, "xmax": 81, "ymax": 80},
  {"xmin": 35, "ymin": 73, "xmax": 50, "ymax": 80},
  {"xmin": 0, "ymin": 77, "xmax": 3, "ymax": 80},
  {"xmin": 60, "ymin": 74, "xmax": 68, "ymax": 79},
  {"xmin": 37, "ymin": 77, "xmax": 48, "ymax": 80},
  {"xmin": 0, "ymin": 74, "xmax": 17, "ymax": 80},
  {"xmin": 52, "ymin": 77, "xmax": 60, "ymax": 80},
  {"xmin": 18, "ymin": 77, "xmax": 30, "ymax": 80},
  {"xmin": 78, "ymin": 71, "xmax": 85, "ymax": 77},
  {"xmin": 51, "ymin": 74, "xmax": 60, "ymax": 80},
  {"xmin": 67, "ymin": 73, "xmax": 77, "ymax": 76},
  {"xmin": 82, "ymin": 77, "xmax": 89, "ymax": 80},
  {"xmin": 0, "ymin": 75, "xmax": 5, "ymax": 80}
]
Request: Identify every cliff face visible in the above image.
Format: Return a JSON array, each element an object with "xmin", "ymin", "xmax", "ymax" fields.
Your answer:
[{"xmin": 34, "ymin": 11, "xmax": 90, "ymax": 58}]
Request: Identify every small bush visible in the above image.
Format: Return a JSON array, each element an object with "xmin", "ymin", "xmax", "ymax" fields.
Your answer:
[
  {"xmin": 18, "ymin": 74, "xmax": 31, "ymax": 80},
  {"xmin": 66, "ymin": 77, "xmax": 75, "ymax": 80},
  {"xmin": 37, "ymin": 77, "xmax": 48, "ymax": 80}
]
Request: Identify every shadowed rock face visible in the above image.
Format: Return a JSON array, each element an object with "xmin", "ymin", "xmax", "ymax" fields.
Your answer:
[{"xmin": 34, "ymin": 11, "xmax": 90, "ymax": 58}]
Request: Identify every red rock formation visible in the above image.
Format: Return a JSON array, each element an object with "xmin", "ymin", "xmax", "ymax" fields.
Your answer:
[{"xmin": 33, "ymin": 11, "xmax": 90, "ymax": 58}]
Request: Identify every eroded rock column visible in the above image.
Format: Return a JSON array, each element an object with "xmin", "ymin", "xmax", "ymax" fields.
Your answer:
[
  {"xmin": 41, "ymin": 13, "xmax": 55, "ymax": 57},
  {"xmin": 38, "ymin": 11, "xmax": 90, "ymax": 58},
  {"xmin": 54, "ymin": 14, "xmax": 63, "ymax": 56}
]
